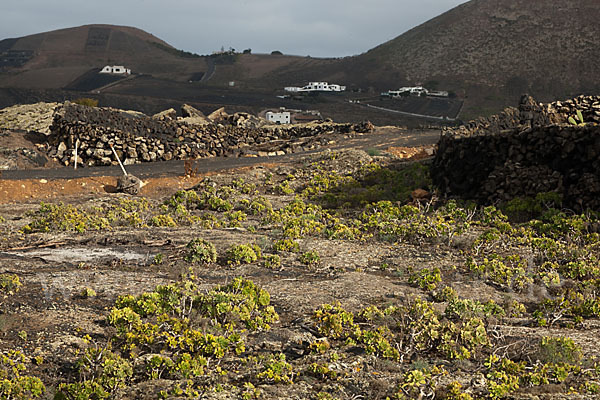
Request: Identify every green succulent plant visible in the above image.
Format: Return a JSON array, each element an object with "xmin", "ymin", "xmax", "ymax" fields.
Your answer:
[{"xmin": 568, "ymin": 109, "xmax": 585, "ymax": 126}]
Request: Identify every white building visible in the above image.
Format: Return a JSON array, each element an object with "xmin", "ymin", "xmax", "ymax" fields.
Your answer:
[
  {"xmin": 382, "ymin": 86, "xmax": 449, "ymax": 98},
  {"xmin": 285, "ymin": 82, "xmax": 346, "ymax": 93},
  {"xmin": 100, "ymin": 65, "xmax": 132, "ymax": 75},
  {"xmin": 382, "ymin": 86, "xmax": 426, "ymax": 97},
  {"xmin": 266, "ymin": 111, "xmax": 291, "ymax": 124},
  {"xmin": 428, "ymin": 90, "xmax": 449, "ymax": 98}
]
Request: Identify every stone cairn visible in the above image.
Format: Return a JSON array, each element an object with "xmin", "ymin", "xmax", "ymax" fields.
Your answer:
[
  {"xmin": 432, "ymin": 95, "xmax": 600, "ymax": 210},
  {"xmin": 47, "ymin": 102, "xmax": 374, "ymax": 167}
]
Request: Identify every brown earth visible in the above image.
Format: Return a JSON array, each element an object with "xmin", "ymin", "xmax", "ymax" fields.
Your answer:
[
  {"xmin": 0, "ymin": 123, "xmax": 440, "ymax": 203},
  {"xmin": 0, "ymin": 148, "xmax": 442, "ymax": 400},
  {"xmin": 2, "ymin": 147, "xmax": 598, "ymax": 399},
  {"xmin": 0, "ymin": 176, "xmax": 199, "ymax": 203},
  {"xmin": 1, "ymin": 115, "xmax": 596, "ymax": 399}
]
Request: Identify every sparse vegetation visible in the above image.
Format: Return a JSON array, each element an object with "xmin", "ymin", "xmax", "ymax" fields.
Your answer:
[
  {"xmin": 4, "ymin": 147, "xmax": 600, "ymax": 399},
  {"xmin": 0, "ymin": 351, "xmax": 45, "ymax": 398},
  {"xmin": 150, "ymin": 42, "xmax": 201, "ymax": 58},
  {"xmin": 73, "ymin": 98, "xmax": 98, "ymax": 107},
  {"xmin": 80, "ymin": 287, "xmax": 97, "ymax": 298},
  {"xmin": 366, "ymin": 147, "xmax": 381, "ymax": 156}
]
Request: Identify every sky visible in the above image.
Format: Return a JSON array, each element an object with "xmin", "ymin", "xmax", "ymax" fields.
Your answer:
[{"xmin": 1, "ymin": 0, "xmax": 468, "ymax": 58}]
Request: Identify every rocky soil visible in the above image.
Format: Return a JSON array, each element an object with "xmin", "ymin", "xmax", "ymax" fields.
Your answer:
[{"xmin": 1, "ymin": 99, "xmax": 600, "ymax": 400}]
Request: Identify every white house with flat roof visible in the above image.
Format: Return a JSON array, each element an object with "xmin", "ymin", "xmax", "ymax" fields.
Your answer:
[
  {"xmin": 100, "ymin": 65, "xmax": 131, "ymax": 75},
  {"xmin": 266, "ymin": 111, "xmax": 291, "ymax": 124},
  {"xmin": 285, "ymin": 82, "xmax": 346, "ymax": 93},
  {"xmin": 382, "ymin": 86, "xmax": 448, "ymax": 98}
]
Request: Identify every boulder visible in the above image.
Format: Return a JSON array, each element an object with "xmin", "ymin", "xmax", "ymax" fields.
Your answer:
[
  {"xmin": 152, "ymin": 108, "xmax": 177, "ymax": 120},
  {"xmin": 0, "ymin": 102, "xmax": 61, "ymax": 135},
  {"xmin": 116, "ymin": 174, "xmax": 144, "ymax": 195},
  {"xmin": 411, "ymin": 189, "xmax": 432, "ymax": 203},
  {"xmin": 229, "ymin": 112, "xmax": 265, "ymax": 129},
  {"xmin": 181, "ymin": 104, "xmax": 206, "ymax": 118},
  {"xmin": 180, "ymin": 104, "xmax": 211, "ymax": 126},
  {"xmin": 207, "ymin": 107, "xmax": 228, "ymax": 122},
  {"xmin": 181, "ymin": 116, "xmax": 211, "ymax": 126},
  {"xmin": 56, "ymin": 142, "xmax": 67, "ymax": 158}
]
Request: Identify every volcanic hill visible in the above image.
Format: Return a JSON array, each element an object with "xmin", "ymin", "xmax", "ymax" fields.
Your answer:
[
  {"xmin": 0, "ymin": 24, "xmax": 210, "ymax": 88},
  {"xmin": 263, "ymin": 0, "xmax": 600, "ymax": 118},
  {"xmin": 2, "ymin": 0, "xmax": 600, "ymax": 120},
  {"xmin": 357, "ymin": 0, "xmax": 600, "ymax": 116}
]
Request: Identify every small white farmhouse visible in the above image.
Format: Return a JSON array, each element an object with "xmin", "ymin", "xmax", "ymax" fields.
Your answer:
[
  {"xmin": 266, "ymin": 111, "xmax": 291, "ymax": 124},
  {"xmin": 382, "ymin": 86, "xmax": 448, "ymax": 98},
  {"xmin": 284, "ymin": 82, "xmax": 346, "ymax": 93},
  {"xmin": 100, "ymin": 65, "xmax": 132, "ymax": 75}
]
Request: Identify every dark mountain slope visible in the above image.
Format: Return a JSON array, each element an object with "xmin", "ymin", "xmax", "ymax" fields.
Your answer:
[
  {"xmin": 0, "ymin": 24, "xmax": 209, "ymax": 88},
  {"xmin": 253, "ymin": 0, "xmax": 600, "ymax": 118},
  {"xmin": 361, "ymin": 0, "xmax": 600, "ymax": 100}
]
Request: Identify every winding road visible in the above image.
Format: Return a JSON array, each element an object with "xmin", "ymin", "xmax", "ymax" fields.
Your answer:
[{"xmin": 200, "ymin": 58, "xmax": 216, "ymax": 83}]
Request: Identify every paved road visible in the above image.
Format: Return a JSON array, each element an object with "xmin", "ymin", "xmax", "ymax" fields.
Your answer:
[
  {"xmin": 0, "ymin": 128, "xmax": 441, "ymax": 181},
  {"xmin": 93, "ymin": 74, "xmax": 138, "ymax": 93},
  {"xmin": 1, "ymin": 156, "xmax": 274, "ymax": 180},
  {"xmin": 200, "ymin": 59, "xmax": 216, "ymax": 83}
]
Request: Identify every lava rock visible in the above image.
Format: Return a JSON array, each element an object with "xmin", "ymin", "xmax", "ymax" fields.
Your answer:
[{"xmin": 116, "ymin": 174, "xmax": 143, "ymax": 195}]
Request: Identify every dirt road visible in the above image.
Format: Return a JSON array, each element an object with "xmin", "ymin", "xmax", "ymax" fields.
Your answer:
[
  {"xmin": 1, "ymin": 127, "xmax": 440, "ymax": 181},
  {"xmin": 0, "ymin": 126, "xmax": 439, "ymax": 203}
]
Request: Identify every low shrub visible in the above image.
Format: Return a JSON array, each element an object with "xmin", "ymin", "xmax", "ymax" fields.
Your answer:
[
  {"xmin": 185, "ymin": 238, "xmax": 217, "ymax": 264},
  {"xmin": 273, "ymin": 239, "xmax": 300, "ymax": 253},
  {"xmin": 0, "ymin": 274, "xmax": 21, "ymax": 295},
  {"xmin": 409, "ymin": 267, "xmax": 442, "ymax": 291},
  {"xmin": 263, "ymin": 254, "xmax": 281, "ymax": 269},
  {"xmin": 0, "ymin": 350, "xmax": 45, "ymax": 399},
  {"xmin": 225, "ymin": 243, "xmax": 261, "ymax": 265},
  {"xmin": 255, "ymin": 353, "xmax": 294, "ymax": 384},
  {"xmin": 22, "ymin": 202, "xmax": 110, "ymax": 233},
  {"xmin": 313, "ymin": 297, "xmax": 491, "ymax": 362},
  {"xmin": 299, "ymin": 250, "xmax": 320, "ymax": 267},
  {"xmin": 73, "ymin": 98, "xmax": 99, "ymax": 107}
]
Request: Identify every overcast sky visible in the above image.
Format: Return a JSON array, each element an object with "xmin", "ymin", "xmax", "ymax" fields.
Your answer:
[{"xmin": 2, "ymin": 0, "xmax": 468, "ymax": 57}]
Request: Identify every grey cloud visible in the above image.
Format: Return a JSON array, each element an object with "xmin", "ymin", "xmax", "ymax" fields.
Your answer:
[{"xmin": 1, "ymin": 0, "xmax": 467, "ymax": 57}]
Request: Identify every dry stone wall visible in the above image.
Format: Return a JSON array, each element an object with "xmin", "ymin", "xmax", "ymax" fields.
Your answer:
[
  {"xmin": 47, "ymin": 103, "xmax": 373, "ymax": 167},
  {"xmin": 432, "ymin": 95, "xmax": 600, "ymax": 210}
]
